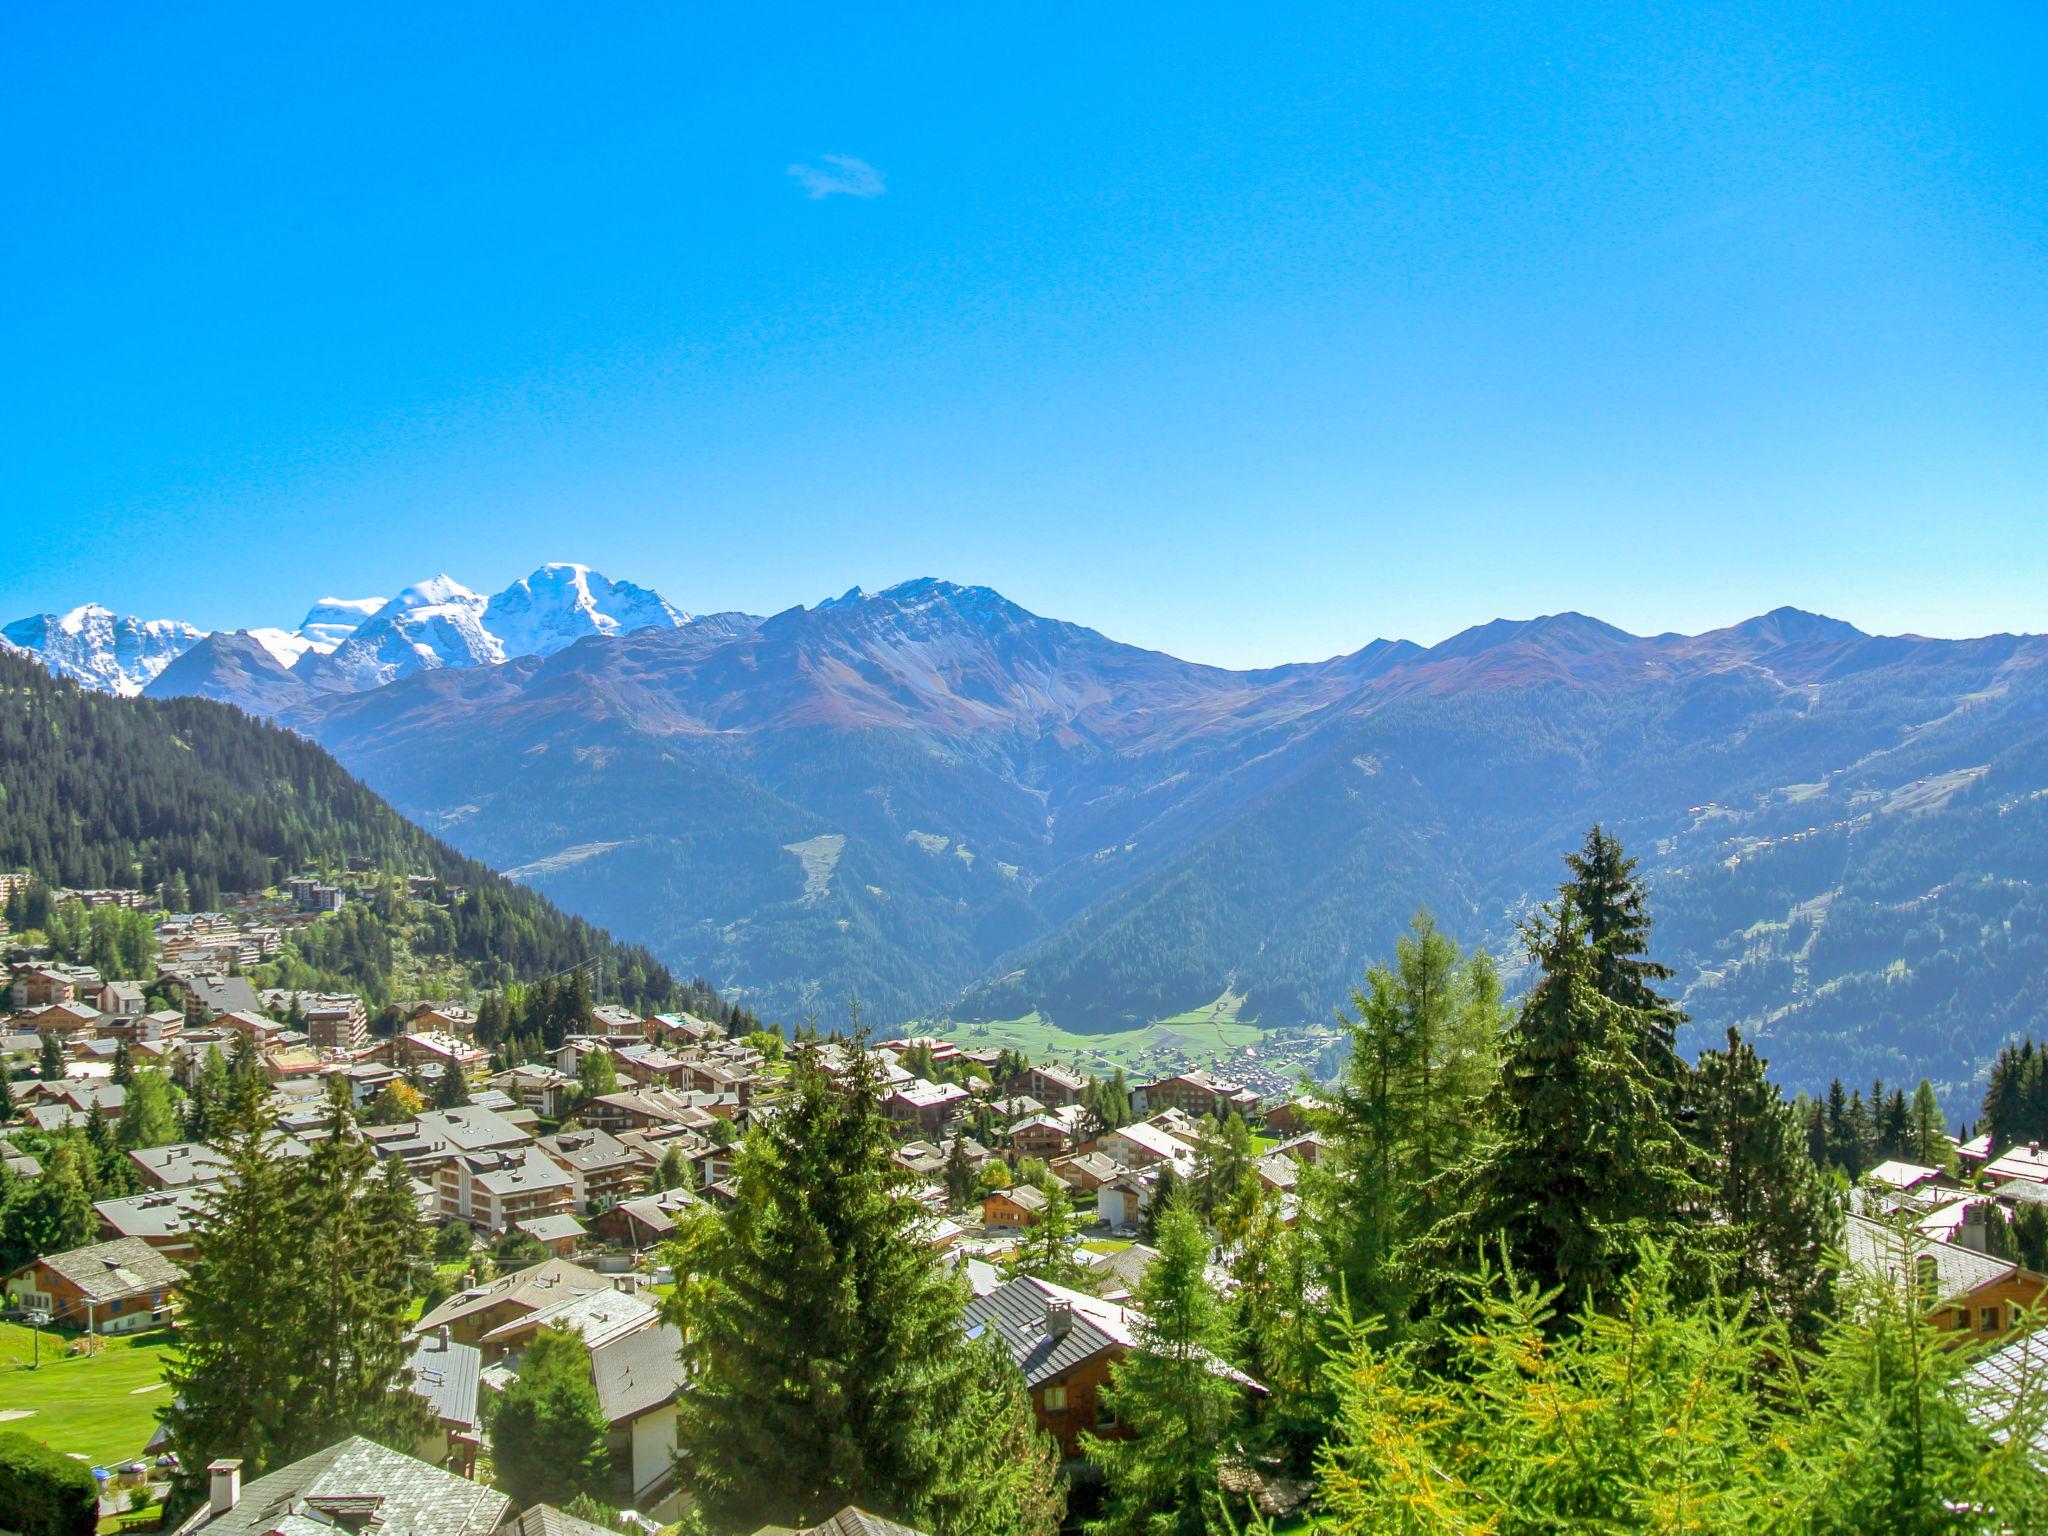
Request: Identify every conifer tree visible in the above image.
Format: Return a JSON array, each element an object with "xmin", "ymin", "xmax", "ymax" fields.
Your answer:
[
  {"xmin": 655, "ymin": 1144, "xmax": 695, "ymax": 1193},
  {"xmin": 1083, "ymin": 1199, "xmax": 1245, "ymax": 1536},
  {"xmin": 943, "ymin": 1133, "xmax": 976, "ymax": 1211},
  {"xmin": 0, "ymin": 1136, "xmax": 96, "ymax": 1267},
  {"xmin": 1908, "ymin": 1080, "xmax": 1951, "ymax": 1169},
  {"xmin": 162, "ymin": 1103, "xmax": 307, "ymax": 1504},
  {"xmin": 1563, "ymin": 826, "xmax": 1688, "ymax": 1099},
  {"xmin": 1427, "ymin": 894, "xmax": 1701, "ymax": 1323},
  {"xmin": 489, "ymin": 1324, "xmax": 611, "ymax": 1507},
  {"xmin": 116, "ymin": 1070, "xmax": 179, "ymax": 1152},
  {"xmin": 670, "ymin": 1039, "xmax": 1057, "ymax": 1534},
  {"xmin": 1692, "ymin": 1027, "xmax": 1838, "ymax": 1345},
  {"xmin": 433, "ymin": 1057, "xmax": 470, "ymax": 1109},
  {"xmin": 290, "ymin": 1079, "xmax": 431, "ymax": 1454},
  {"xmin": 38, "ymin": 1033, "xmax": 62, "ymax": 1082},
  {"xmin": 1006, "ymin": 1178, "xmax": 1093, "ymax": 1291},
  {"xmin": 0, "ymin": 1069, "xmax": 13, "ymax": 1125},
  {"xmin": 110, "ymin": 1038, "xmax": 134, "ymax": 1087}
]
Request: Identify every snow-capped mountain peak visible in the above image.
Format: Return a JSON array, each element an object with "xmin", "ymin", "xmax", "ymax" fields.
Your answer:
[
  {"xmin": 8, "ymin": 562, "xmax": 692, "ymax": 703},
  {"xmin": 297, "ymin": 596, "xmax": 386, "ymax": 649},
  {"xmin": 1, "ymin": 604, "xmax": 204, "ymax": 695},
  {"xmin": 483, "ymin": 562, "xmax": 691, "ymax": 658}
]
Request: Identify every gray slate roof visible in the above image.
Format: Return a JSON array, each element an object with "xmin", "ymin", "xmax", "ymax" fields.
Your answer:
[
  {"xmin": 28, "ymin": 1236, "xmax": 185, "ymax": 1302},
  {"xmin": 590, "ymin": 1322, "xmax": 686, "ymax": 1424},
  {"xmin": 407, "ymin": 1331, "xmax": 482, "ymax": 1431},
  {"xmin": 961, "ymin": 1276, "xmax": 1130, "ymax": 1388},
  {"xmin": 493, "ymin": 1506, "xmax": 620, "ymax": 1536},
  {"xmin": 186, "ymin": 1435, "xmax": 510, "ymax": 1536}
]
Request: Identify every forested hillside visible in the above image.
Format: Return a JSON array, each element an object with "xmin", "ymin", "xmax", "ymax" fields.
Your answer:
[{"xmin": 0, "ymin": 649, "xmax": 694, "ymax": 1009}]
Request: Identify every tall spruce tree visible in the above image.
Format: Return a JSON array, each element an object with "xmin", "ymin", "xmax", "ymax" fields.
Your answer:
[
  {"xmin": 669, "ymin": 1039, "xmax": 1057, "ymax": 1534},
  {"xmin": 38, "ymin": 1033, "xmax": 62, "ymax": 1082},
  {"xmin": 1563, "ymin": 826, "xmax": 1688, "ymax": 1100},
  {"xmin": 1427, "ymin": 893, "xmax": 1701, "ymax": 1323},
  {"xmin": 162, "ymin": 1103, "xmax": 307, "ymax": 1504},
  {"xmin": 433, "ymin": 1056, "xmax": 470, "ymax": 1109},
  {"xmin": 489, "ymin": 1324, "xmax": 612, "ymax": 1507},
  {"xmin": 290, "ymin": 1078, "xmax": 432, "ymax": 1454},
  {"xmin": 1692, "ymin": 1027, "xmax": 1839, "ymax": 1345},
  {"xmin": 1082, "ymin": 1199, "xmax": 1246, "ymax": 1536}
]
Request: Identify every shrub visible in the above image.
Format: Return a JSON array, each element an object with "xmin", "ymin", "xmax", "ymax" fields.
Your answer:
[{"xmin": 0, "ymin": 1429, "xmax": 99, "ymax": 1536}]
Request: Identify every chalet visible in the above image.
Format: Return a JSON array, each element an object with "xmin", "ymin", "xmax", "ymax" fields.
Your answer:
[
  {"xmin": 10, "ymin": 964, "xmax": 94, "ymax": 1010},
  {"xmin": 1845, "ymin": 1213, "xmax": 2048, "ymax": 1342},
  {"xmin": 749, "ymin": 1511, "xmax": 931, "ymax": 1536},
  {"xmin": 1984, "ymin": 1143, "xmax": 2048, "ymax": 1188},
  {"xmin": 21, "ymin": 1000, "xmax": 101, "ymax": 1040},
  {"xmin": 539, "ymin": 1127, "xmax": 648, "ymax": 1212},
  {"xmin": 650, "ymin": 1010, "xmax": 724, "ymax": 1048},
  {"xmin": 595, "ymin": 1186, "xmax": 700, "ymax": 1249},
  {"xmin": 614, "ymin": 1042, "xmax": 692, "ymax": 1088},
  {"xmin": 2, "ymin": 1236, "xmax": 184, "ymax": 1333},
  {"xmin": 491, "ymin": 1064, "xmax": 576, "ymax": 1119},
  {"xmin": 964, "ymin": 1275, "xmax": 1262, "ymax": 1459},
  {"xmin": 1100, "ymin": 1121, "xmax": 1190, "ymax": 1171},
  {"xmin": 590, "ymin": 1004, "xmax": 650, "ymax": 1037},
  {"xmin": 982, "ymin": 1185, "xmax": 1050, "ymax": 1230},
  {"xmin": 1019, "ymin": 1062, "xmax": 1088, "ymax": 1108},
  {"xmin": 414, "ymin": 1257, "xmax": 615, "ymax": 1346},
  {"xmin": 434, "ymin": 1145, "xmax": 575, "ymax": 1233},
  {"xmin": 161, "ymin": 970, "xmax": 263, "ymax": 1023},
  {"xmin": 412, "ymin": 1002, "xmax": 480, "ymax": 1036},
  {"xmin": 516, "ymin": 1213, "xmax": 589, "ymax": 1257},
  {"xmin": 1050, "ymin": 1151, "xmax": 1125, "ymax": 1194},
  {"xmin": 1009, "ymin": 1113, "xmax": 1075, "ymax": 1162},
  {"xmin": 1135, "ymin": 1069, "xmax": 1260, "ymax": 1119},
  {"xmin": 393, "ymin": 1030, "xmax": 490, "ymax": 1074},
  {"xmin": 1260, "ymin": 1094, "xmax": 1329, "ymax": 1138},
  {"xmin": 94, "ymin": 1187, "xmax": 214, "ymax": 1259},
  {"xmin": 580, "ymin": 1087, "xmax": 721, "ymax": 1136},
  {"xmin": 590, "ymin": 1321, "xmax": 688, "ymax": 1506},
  {"xmin": 170, "ymin": 1436, "xmax": 510, "ymax": 1536},
  {"xmin": 887, "ymin": 1078, "xmax": 971, "ymax": 1135}
]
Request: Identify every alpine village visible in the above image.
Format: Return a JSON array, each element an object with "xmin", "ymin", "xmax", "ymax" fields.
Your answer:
[{"xmin": 4, "ymin": 646, "xmax": 2048, "ymax": 1536}]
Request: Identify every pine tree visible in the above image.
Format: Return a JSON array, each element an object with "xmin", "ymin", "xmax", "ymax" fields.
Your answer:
[
  {"xmin": 488, "ymin": 1324, "xmax": 612, "ymax": 1507},
  {"xmin": 1426, "ymin": 894, "xmax": 1702, "ymax": 1323},
  {"xmin": 38, "ymin": 1033, "xmax": 62, "ymax": 1082},
  {"xmin": 671, "ymin": 1040, "xmax": 1053, "ymax": 1533},
  {"xmin": 1692, "ymin": 1028, "xmax": 1839, "ymax": 1345},
  {"xmin": 1083, "ymin": 1199, "xmax": 1245, "ymax": 1536}
]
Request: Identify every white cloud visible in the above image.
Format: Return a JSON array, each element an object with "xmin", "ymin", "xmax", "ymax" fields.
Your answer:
[{"xmin": 787, "ymin": 154, "xmax": 886, "ymax": 201}]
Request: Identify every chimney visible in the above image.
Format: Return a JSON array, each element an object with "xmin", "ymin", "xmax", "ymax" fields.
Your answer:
[
  {"xmin": 1044, "ymin": 1300, "xmax": 1075, "ymax": 1341},
  {"xmin": 208, "ymin": 1460, "xmax": 242, "ymax": 1517},
  {"xmin": 437, "ymin": 1324, "xmax": 451, "ymax": 1350}
]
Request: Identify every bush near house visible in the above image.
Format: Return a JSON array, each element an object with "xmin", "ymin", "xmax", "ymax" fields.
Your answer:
[{"xmin": 0, "ymin": 1428, "xmax": 100, "ymax": 1536}]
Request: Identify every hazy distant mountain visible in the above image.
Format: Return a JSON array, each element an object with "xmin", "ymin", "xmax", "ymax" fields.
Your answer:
[{"xmin": 275, "ymin": 581, "xmax": 2048, "ymax": 1096}]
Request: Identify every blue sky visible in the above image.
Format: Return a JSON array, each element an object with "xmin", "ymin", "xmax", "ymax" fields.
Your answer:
[{"xmin": 3, "ymin": 2, "xmax": 2043, "ymax": 667}]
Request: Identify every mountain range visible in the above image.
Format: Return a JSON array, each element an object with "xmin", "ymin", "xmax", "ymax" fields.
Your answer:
[
  {"xmin": 1, "ymin": 562, "xmax": 688, "ymax": 698},
  {"xmin": 11, "ymin": 569, "xmax": 2048, "ymax": 1096}
]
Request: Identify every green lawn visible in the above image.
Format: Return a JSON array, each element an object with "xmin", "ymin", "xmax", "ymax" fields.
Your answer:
[
  {"xmin": 937, "ymin": 1005, "xmax": 1268, "ymax": 1073},
  {"xmin": 0, "ymin": 1323, "xmax": 178, "ymax": 1468}
]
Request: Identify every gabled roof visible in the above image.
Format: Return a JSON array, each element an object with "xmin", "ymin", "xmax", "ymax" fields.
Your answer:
[
  {"xmin": 187, "ymin": 1435, "xmax": 510, "ymax": 1536},
  {"xmin": 493, "ymin": 1507, "xmax": 620, "ymax": 1536},
  {"xmin": 590, "ymin": 1321, "xmax": 686, "ymax": 1424},
  {"xmin": 95, "ymin": 1186, "xmax": 215, "ymax": 1241},
  {"xmin": 480, "ymin": 1285, "xmax": 658, "ymax": 1351},
  {"xmin": 406, "ymin": 1331, "xmax": 482, "ymax": 1431},
  {"xmin": 1865, "ymin": 1159, "xmax": 1944, "ymax": 1190},
  {"xmin": 21, "ymin": 1236, "xmax": 185, "ymax": 1301},
  {"xmin": 963, "ymin": 1276, "xmax": 1134, "ymax": 1387},
  {"xmin": 414, "ymin": 1258, "xmax": 610, "ymax": 1335},
  {"xmin": 1842, "ymin": 1213, "xmax": 2019, "ymax": 1306}
]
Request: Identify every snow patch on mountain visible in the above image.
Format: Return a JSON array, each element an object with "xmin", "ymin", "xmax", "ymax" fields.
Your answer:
[
  {"xmin": 297, "ymin": 597, "xmax": 386, "ymax": 649},
  {"xmin": 297, "ymin": 577, "xmax": 503, "ymax": 693},
  {"xmin": 0, "ymin": 605, "xmax": 204, "ymax": 696}
]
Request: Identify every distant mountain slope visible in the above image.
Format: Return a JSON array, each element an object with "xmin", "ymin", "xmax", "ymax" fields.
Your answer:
[
  {"xmin": 0, "ymin": 649, "xmax": 695, "ymax": 1008},
  {"xmin": 274, "ymin": 581, "xmax": 2048, "ymax": 1094}
]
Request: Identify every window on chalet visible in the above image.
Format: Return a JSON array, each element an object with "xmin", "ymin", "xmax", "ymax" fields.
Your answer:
[
  {"xmin": 1981, "ymin": 1306, "xmax": 2002, "ymax": 1333},
  {"xmin": 1041, "ymin": 1384, "xmax": 1067, "ymax": 1413}
]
